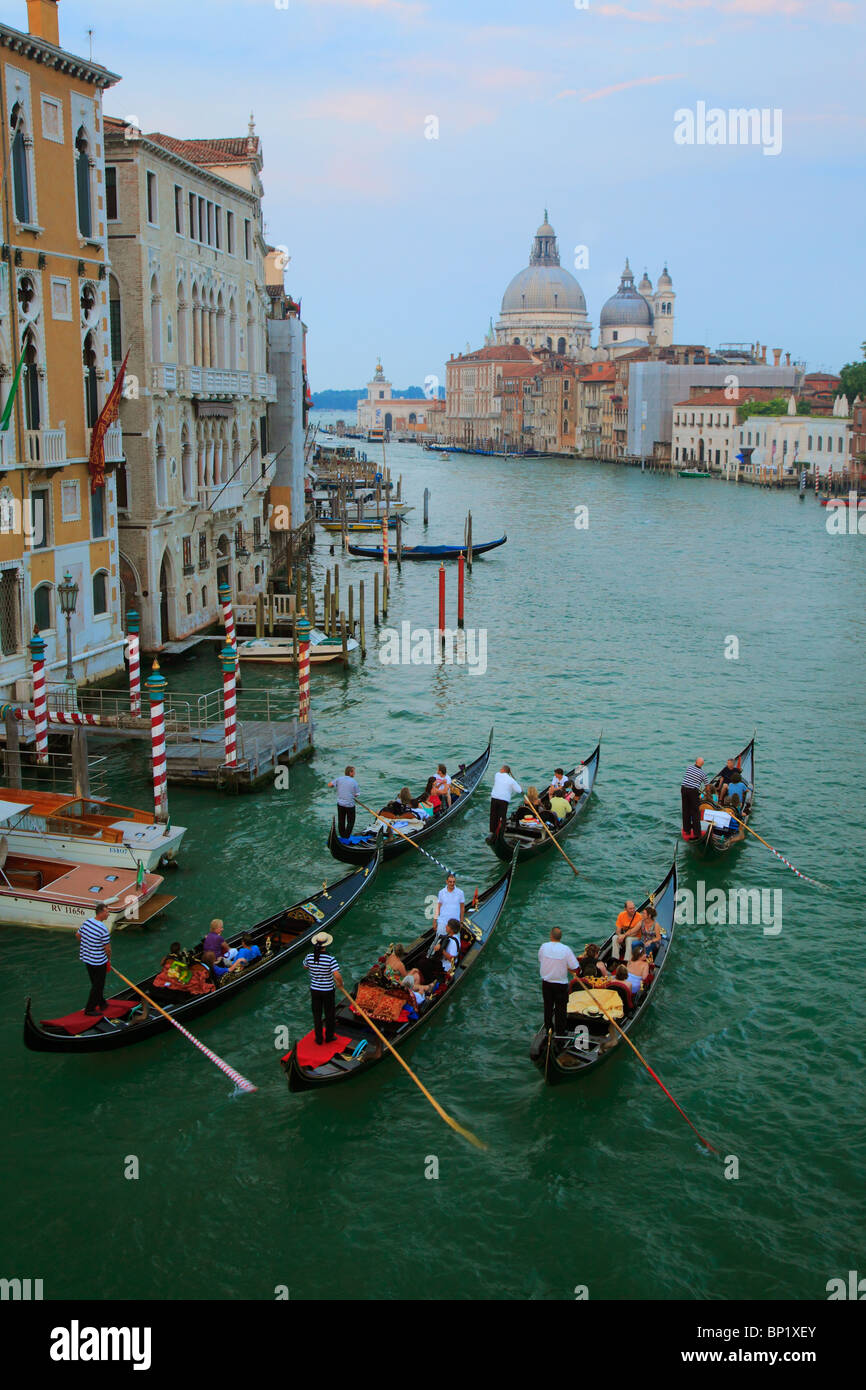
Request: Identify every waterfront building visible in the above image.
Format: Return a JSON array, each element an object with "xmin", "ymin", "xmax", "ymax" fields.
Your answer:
[
  {"xmin": 0, "ymin": 0, "xmax": 126, "ymax": 701},
  {"xmin": 443, "ymin": 344, "xmax": 534, "ymax": 450},
  {"xmin": 851, "ymin": 398, "xmax": 866, "ymax": 485},
  {"xmin": 599, "ymin": 261, "xmax": 675, "ymax": 354},
  {"xmin": 800, "ymin": 371, "xmax": 841, "ymax": 415},
  {"xmin": 737, "ymin": 397, "xmax": 852, "ymax": 481},
  {"xmin": 104, "ymin": 115, "xmax": 275, "ymax": 649},
  {"xmin": 672, "ymin": 386, "xmax": 788, "ymax": 473},
  {"xmin": 494, "ymin": 214, "xmax": 593, "ymax": 358},
  {"xmin": 356, "ymin": 361, "xmax": 432, "ymax": 435},
  {"xmin": 575, "ymin": 362, "xmax": 616, "ymax": 458},
  {"xmin": 265, "ymin": 247, "xmax": 308, "ymax": 544}
]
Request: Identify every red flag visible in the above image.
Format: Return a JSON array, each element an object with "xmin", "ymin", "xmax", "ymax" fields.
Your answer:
[{"xmin": 88, "ymin": 351, "xmax": 130, "ymax": 493}]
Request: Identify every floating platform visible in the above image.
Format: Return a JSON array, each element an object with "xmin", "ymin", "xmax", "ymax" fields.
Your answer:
[{"xmin": 165, "ymin": 718, "xmax": 315, "ymax": 791}]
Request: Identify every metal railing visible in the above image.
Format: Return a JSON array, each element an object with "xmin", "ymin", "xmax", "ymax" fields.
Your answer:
[
  {"xmin": 24, "ymin": 427, "xmax": 67, "ymax": 467},
  {"xmin": 0, "ymin": 745, "xmax": 109, "ymax": 797}
]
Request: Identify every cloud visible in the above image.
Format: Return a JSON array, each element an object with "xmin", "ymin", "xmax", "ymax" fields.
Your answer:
[{"xmin": 580, "ymin": 73, "xmax": 685, "ymax": 102}]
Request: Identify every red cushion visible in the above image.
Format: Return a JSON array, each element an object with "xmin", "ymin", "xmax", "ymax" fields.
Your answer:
[
  {"xmin": 43, "ymin": 999, "xmax": 138, "ymax": 1035},
  {"xmin": 293, "ymin": 1031, "xmax": 352, "ymax": 1067}
]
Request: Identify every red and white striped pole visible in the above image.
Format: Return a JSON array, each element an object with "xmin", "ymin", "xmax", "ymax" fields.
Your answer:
[
  {"xmin": 29, "ymin": 627, "xmax": 49, "ymax": 765},
  {"xmin": 126, "ymin": 609, "xmax": 141, "ymax": 718},
  {"xmin": 145, "ymin": 659, "xmax": 169, "ymax": 823},
  {"xmin": 382, "ymin": 517, "xmax": 389, "ymax": 586},
  {"xmin": 220, "ymin": 643, "xmax": 238, "ymax": 767},
  {"xmin": 457, "ymin": 551, "xmax": 465, "ymax": 629},
  {"xmin": 218, "ymin": 579, "xmax": 241, "ymax": 689},
  {"xmin": 297, "ymin": 612, "xmax": 311, "ymax": 723}
]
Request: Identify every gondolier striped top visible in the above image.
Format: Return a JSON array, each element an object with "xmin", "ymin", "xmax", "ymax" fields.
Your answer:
[
  {"xmin": 302, "ymin": 951, "xmax": 340, "ymax": 990},
  {"xmin": 78, "ymin": 915, "xmax": 110, "ymax": 964},
  {"xmin": 681, "ymin": 762, "xmax": 709, "ymax": 790}
]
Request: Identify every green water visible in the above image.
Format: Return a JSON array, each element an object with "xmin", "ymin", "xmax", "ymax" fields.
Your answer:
[{"xmin": 4, "ymin": 432, "xmax": 864, "ymax": 1302}]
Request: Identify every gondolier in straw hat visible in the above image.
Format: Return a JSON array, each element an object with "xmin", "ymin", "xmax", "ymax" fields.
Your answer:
[
  {"xmin": 302, "ymin": 931, "xmax": 343, "ymax": 1046},
  {"xmin": 681, "ymin": 756, "xmax": 709, "ymax": 840}
]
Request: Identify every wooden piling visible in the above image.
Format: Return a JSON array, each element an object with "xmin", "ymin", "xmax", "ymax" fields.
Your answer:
[
  {"xmin": 458, "ymin": 550, "xmax": 465, "ymax": 629},
  {"xmin": 340, "ymin": 611, "xmax": 348, "ymax": 666},
  {"xmin": 467, "ymin": 510, "xmax": 474, "ymax": 571},
  {"xmin": 423, "ymin": 487, "xmax": 429, "ymax": 526},
  {"xmin": 396, "ymin": 515, "xmax": 402, "ymax": 571},
  {"xmin": 292, "ymin": 621, "xmax": 299, "ymax": 666},
  {"xmin": 255, "ymin": 592, "xmax": 265, "ymax": 638},
  {"xmin": 359, "ymin": 580, "xmax": 366, "ymax": 658},
  {"xmin": 374, "ymin": 570, "xmax": 380, "ymax": 626},
  {"xmin": 4, "ymin": 712, "xmax": 21, "ymax": 788},
  {"xmin": 334, "ymin": 563, "xmax": 340, "ymax": 618},
  {"xmin": 348, "ymin": 585, "xmax": 354, "ymax": 635},
  {"xmin": 71, "ymin": 725, "xmax": 90, "ymax": 798},
  {"xmin": 323, "ymin": 570, "xmax": 331, "ymax": 634}
]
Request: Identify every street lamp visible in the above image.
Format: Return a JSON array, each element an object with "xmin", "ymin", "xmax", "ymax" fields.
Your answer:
[{"xmin": 57, "ymin": 570, "xmax": 79, "ymax": 682}]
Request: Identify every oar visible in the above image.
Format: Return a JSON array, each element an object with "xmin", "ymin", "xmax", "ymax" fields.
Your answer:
[
  {"xmin": 568, "ymin": 975, "xmax": 717, "ymax": 1153},
  {"xmin": 335, "ymin": 980, "xmax": 485, "ymax": 1149},
  {"xmin": 355, "ymin": 798, "xmax": 454, "ymax": 875},
  {"xmin": 109, "ymin": 966, "xmax": 257, "ymax": 1093},
  {"xmin": 723, "ymin": 810, "xmax": 828, "ymax": 888},
  {"xmin": 521, "ymin": 796, "xmax": 580, "ymax": 877}
]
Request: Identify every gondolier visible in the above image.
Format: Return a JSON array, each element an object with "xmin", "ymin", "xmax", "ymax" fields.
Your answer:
[
  {"xmin": 76, "ymin": 903, "xmax": 111, "ymax": 1015},
  {"xmin": 489, "ymin": 765, "xmax": 522, "ymax": 835},
  {"xmin": 681, "ymin": 756, "xmax": 709, "ymax": 840},
  {"xmin": 302, "ymin": 931, "xmax": 343, "ymax": 1046},
  {"xmin": 538, "ymin": 927, "xmax": 578, "ymax": 1041},
  {"xmin": 329, "ymin": 765, "xmax": 360, "ymax": 838}
]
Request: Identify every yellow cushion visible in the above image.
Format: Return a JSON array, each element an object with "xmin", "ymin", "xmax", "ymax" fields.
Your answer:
[{"xmin": 567, "ymin": 987, "xmax": 624, "ymax": 1019}]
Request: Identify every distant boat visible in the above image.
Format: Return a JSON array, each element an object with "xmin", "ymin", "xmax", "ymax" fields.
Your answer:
[
  {"xmin": 678, "ymin": 468, "xmax": 711, "ymax": 478},
  {"xmin": 347, "ymin": 537, "xmax": 507, "ymax": 561},
  {"xmin": 0, "ymin": 789, "xmax": 185, "ymax": 872},
  {"xmin": 237, "ymin": 630, "xmax": 359, "ymax": 665},
  {"xmin": 318, "ymin": 517, "xmax": 398, "ymax": 533}
]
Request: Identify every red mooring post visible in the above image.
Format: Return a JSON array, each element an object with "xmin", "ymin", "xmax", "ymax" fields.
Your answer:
[
  {"xmin": 438, "ymin": 562, "xmax": 446, "ymax": 645},
  {"xmin": 457, "ymin": 551, "xmax": 465, "ymax": 629}
]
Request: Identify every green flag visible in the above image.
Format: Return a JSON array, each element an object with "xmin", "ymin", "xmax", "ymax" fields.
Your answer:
[
  {"xmin": 136, "ymin": 860, "xmax": 145, "ymax": 887},
  {"xmin": 0, "ymin": 348, "xmax": 26, "ymax": 433}
]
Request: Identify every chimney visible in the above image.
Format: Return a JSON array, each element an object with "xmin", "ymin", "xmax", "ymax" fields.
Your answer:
[
  {"xmin": 762, "ymin": 345, "xmax": 767, "ymax": 364},
  {"xmin": 785, "ymin": 352, "xmax": 791, "ymax": 366},
  {"xmin": 772, "ymin": 348, "xmax": 782, "ymax": 366},
  {"xmin": 27, "ymin": 0, "xmax": 60, "ymax": 46}
]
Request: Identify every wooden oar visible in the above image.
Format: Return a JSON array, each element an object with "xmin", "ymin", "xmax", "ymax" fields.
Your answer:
[
  {"xmin": 568, "ymin": 975, "xmax": 717, "ymax": 1153},
  {"xmin": 335, "ymin": 980, "xmax": 485, "ymax": 1149},
  {"xmin": 521, "ymin": 796, "xmax": 580, "ymax": 877},
  {"xmin": 355, "ymin": 798, "xmax": 454, "ymax": 875},
  {"xmin": 723, "ymin": 810, "xmax": 828, "ymax": 888},
  {"xmin": 109, "ymin": 966, "xmax": 257, "ymax": 1093}
]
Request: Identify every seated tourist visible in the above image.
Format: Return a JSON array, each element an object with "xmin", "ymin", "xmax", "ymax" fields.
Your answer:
[
  {"xmin": 224, "ymin": 933, "xmax": 262, "ymax": 976},
  {"xmin": 717, "ymin": 758, "xmax": 741, "ymax": 788},
  {"xmin": 609, "ymin": 964, "xmax": 636, "ymax": 1007},
  {"xmin": 548, "ymin": 768, "xmax": 567, "ymax": 795},
  {"xmin": 627, "ymin": 944, "xmax": 651, "ymax": 994},
  {"xmin": 638, "ymin": 907, "xmax": 663, "ymax": 960},
  {"xmin": 520, "ymin": 787, "xmax": 557, "ymax": 830},
  {"xmin": 396, "ymin": 787, "xmax": 424, "ymax": 819},
  {"xmin": 421, "ymin": 775, "xmax": 442, "ymax": 811},
  {"xmin": 548, "ymin": 789, "xmax": 571, "ymax": 823},
  {"xmin": 575, "ymin": 942, "xmax": 610, "ymax": 979},
  {"xmin": 432, "ymin": 764, "xmax": 452, "ymax": 808},
  {"xmin": 611, "ymin": 901, "xmax": 643, "ymax": 960},
  {"xmin": 202, "ymin": 919, "xmax": 229, "ymax": 967}
]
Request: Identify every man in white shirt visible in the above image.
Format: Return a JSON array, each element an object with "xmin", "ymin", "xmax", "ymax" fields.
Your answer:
[
  {"xmin": 434, "ymin": 874, "xmax": 465, "ymax": 935},
  {"xmin": 489, "ymin": 764, "xmax": 522, "ymax": 835},
  {"xmin": 538, "ymin": 927, "xmax": 579, "ymax": 1038}
]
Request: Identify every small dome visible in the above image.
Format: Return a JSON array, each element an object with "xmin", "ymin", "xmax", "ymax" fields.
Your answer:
[
  {"xmin": 658, "ymin": 264, "xmax": 673, "ymax": 289},
  {"xmin": 638, "ymin": 269, "xmax": 653, "ymax": 295},
  {"xmin": 600, "ymin": 260, "xmax": 652, "ymax": 328}
]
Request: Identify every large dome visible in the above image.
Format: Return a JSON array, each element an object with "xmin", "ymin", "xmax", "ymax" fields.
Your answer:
[
  {"xmin": 599, "ymin": 259, "xmax": 652, "ymax": 328},
  {"xmin": 501, "ymin": 264, "xmax": 586, "ymax": 315}
]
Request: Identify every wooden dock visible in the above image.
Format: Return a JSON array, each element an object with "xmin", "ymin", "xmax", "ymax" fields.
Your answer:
[{"xmin": 165, "ymin": 717, "xmax": 314, "ymax": 790}]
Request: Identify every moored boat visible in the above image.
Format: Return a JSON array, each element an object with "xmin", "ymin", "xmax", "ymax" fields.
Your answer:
[
  {"xmin": 0, "ymin": 846, "xmax": 171, "ymax": 933},
  {"xmin": 486, "ymin": 740, "xmax": 601, "ymax": 863},
  {"xmin": 346, "ymin": 536, "xmax": 507, "ymax": 561},
  {"xmin": 529, "ymin": 854, "xmax": 678, "ymax": 1083},
  {"xmin": 282, "ymin": 852, "xmax": 516, "ymax": 1092},
  {"xmin": 327, "ymin": 729, "xmax": 492, "ymax": 865},
  {"xmin": 678, "ymin": 468, "xmax": 711, "ymax": 478},
  {"xmin": 236, "ymin": 629, "xmax": 359, "ymax": 665},
  {"xmin": 318, "ymin": 516, "xmax": 398, "ymax": 532},
  {"xmin": 686, "ymin": 735, "xmax": 755, "ymax": 858},
  {"xmin": 23, "ymin": 839, "xmax": 383, "ymax": 1053},
  {"xmin": 0, "ymin": 789, "xmax": 186, "ymax": 871}
]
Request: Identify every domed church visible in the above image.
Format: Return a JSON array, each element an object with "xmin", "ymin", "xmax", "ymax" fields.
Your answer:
[
  {"xmin": 494, "ymin": 213, "xmax": 593, "ymax": 357},
  {"xmin": 599, "ymin": 260, "xmax": 675, "ymax": 352}
]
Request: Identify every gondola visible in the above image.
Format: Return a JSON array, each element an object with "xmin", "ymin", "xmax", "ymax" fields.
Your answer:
[
  {"xmin": 23, "ymin": 840, "xmax": 383, "ymax": 1054},
  {"xmin": 346, "ymin": 536, "xmax": 507, "ymax": 561},
  {"xmin": 328, "ymin": 729, "xmax": 492, "ymax": 866},
  {"xmin": 686, "ymin": 734, "xmax": 755, "ymax": 859},
  {"xmin": 486, "ymin": 740, "xmax": 601, "ymax": 863},
  {"xmin": 529, "ymin": 852, "xmax": 678, "ymax": 1084},
  {"xmin": 283, "ymin": 852, "xmax": 516, "ymax": 1092}
]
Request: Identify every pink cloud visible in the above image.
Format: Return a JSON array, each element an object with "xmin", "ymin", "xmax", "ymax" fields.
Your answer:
[{"xmin": 580, "ymin": 73, "xmax": 685, "ymax": 102}]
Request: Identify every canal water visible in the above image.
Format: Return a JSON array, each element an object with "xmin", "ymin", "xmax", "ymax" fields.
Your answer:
[{"xmin": 3, "ymin": 417, "xmax": 864, "ymax": 1301}]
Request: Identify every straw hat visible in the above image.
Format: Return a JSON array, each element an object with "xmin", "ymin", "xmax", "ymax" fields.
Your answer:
[{"xmin": 311, "ymin": 931, "xmax": 334, "ymax": 947}]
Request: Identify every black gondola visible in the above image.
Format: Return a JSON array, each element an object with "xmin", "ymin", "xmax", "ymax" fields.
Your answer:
[
  {"xmin": 283, "ymin": 852, "xmax": 516, "ymax": 1092},
  {"xmin": 23, "ymin": 840, "xmax": 383, "ymax": 1054},
  {"xmin": 327, "ymin": 729, "xmax": 492, "ymax": 866},
  {"xmin": 529, "ymin": 853, "xmax": 678, "ymax": 1084},
  {"xmin": 685, "ymin": 734, "xmax": 755, "ymax": 859},
  {"xmin": 346, "ymin": 537, "xmax": 506, "ymax": 561},
  {"xmin": 486, "ymin": 739, "xmax": 601, "ymax": 863}
]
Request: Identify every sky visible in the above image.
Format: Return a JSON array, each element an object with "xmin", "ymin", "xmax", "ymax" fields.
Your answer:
[{"xmin": 42, "ymin": 0, "xmax": 866, "ymax": 389}]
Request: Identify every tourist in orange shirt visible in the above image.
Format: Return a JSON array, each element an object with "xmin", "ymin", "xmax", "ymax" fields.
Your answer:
[{"xmin": 612, "ymin": 900, "xmax": 643, "ymax": 960}]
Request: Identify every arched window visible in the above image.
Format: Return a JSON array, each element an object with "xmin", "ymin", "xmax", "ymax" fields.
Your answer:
[
  {"xmin": 92, "ymin": 570, "xmax": 108, "ymax": 616},
  {"xmin": 75, "ymin": 127, "xmax": 92, "ymax": 238},
  {"xmin": 34, "ymin": 583, "xmax": 53, "ymax": 631},
  {"xmin": 546, "ymin": 336, "xmax": 552, "ymax": 349},
  {"xmin": 22, "ymin": 330, "xmax": 41, "ymax": 431},
  {"xmin": 246, "ymin": 302, "xmax": 256, "ymax": 374},
  {"xmin": 109, "ymin": 274, "xmax": 122, "ymax": 369},
  {"xmin": 181, "ymin": 426, "xmax": 194, "ymax": 500},
  {"xmin": 83, "ymin": 331, "xmax": 99, "ymax": 428},
  {"xmin": 557, "ymin": 338, "xmax": 566, "ymax": 355},
  {"xmin": 186, "ymin": 592, "xmax": 192, "ymax": 615},
  {"xmin": 201, "ymin": 585, "xmax": 207, "ymax": 608},
  {"xmin": 10, "ymin": 103, "xmax": 31, "ymax": 224},
  {"xmin": 229, "ymin": 295, "xmax": 238, "ymax": 370},
  {"xmin": 150, "ymin": 275, "xmax": 161, "ymax": 361},
  {"xmin": 216, "ymin": 292, "xmax": 226, "ymax": 369},
  {"xmin": 155, "ymin": 422, "xmax": 168, "ymax": 506},
  {"xmin": 512, "ymin": 337, "xmax": 520, "ymax": 346},
  {"xmin": 176, "ymin": 283, "xmax": 187, "ymax": 363}
]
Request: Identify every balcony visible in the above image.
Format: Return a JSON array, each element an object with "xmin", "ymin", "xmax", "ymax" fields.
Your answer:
[
  {"xmin": 152, "ymin": 364, "xmax": 178, "ymax": 394},
  {"xmin": 104, "ymin": 421, "xmax": 124, "ymax": 463},
  {"xmin": 181, "ymin": 366, "xmax": 277, "ymax": 402},
  {"xmin": 25, "ymin": 427, "xmax": 67, "ymax": 469},
  {"xmin": 0, "ymin": 430, "xmax": 13, "ymax": 471},
  {"xmin": 198, "ymin": 481, "xmax": 243, "ymax": 513}
]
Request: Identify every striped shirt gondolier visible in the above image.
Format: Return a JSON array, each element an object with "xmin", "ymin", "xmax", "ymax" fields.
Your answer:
[
  {"xmin": 78, "ymin": 916, "xmax": 110, "ymax": 964},
  {"xmin": 303, "ymin": 951, "xmax": 340, "ymax": 990},
  {"xmin": 681, "ymin": 763, "xmax": 709, "ymax": 790}
]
